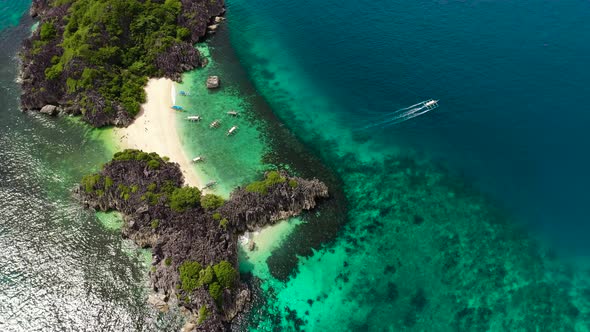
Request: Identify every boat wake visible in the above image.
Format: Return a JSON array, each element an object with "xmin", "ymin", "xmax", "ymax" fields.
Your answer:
[{"xmin": 360, "ymin": 99, "xmax": 439, "ymax": 130}]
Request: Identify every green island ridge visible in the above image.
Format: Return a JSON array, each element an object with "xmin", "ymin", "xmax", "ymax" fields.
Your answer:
[{"xmin": 76, "ymin": 149, "xmax": 328, "ymax": 330}]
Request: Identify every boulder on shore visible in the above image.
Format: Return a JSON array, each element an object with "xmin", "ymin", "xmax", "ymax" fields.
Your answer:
[
  {"xmin": 147, "ymin": 293, "xmax": 169, "ymax": 312},
  {"xmin": 40, "ymin": 105, "xmax": 59, "ymax": 116},
  {"xmin": 207, "ymin": 76, "xmax": 220, "ymax": 89}
]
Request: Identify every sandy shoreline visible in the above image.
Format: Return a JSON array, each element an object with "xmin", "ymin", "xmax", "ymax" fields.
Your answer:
[{"xmin": 114, "ymin": 78, "xmax": 203, "ymax": 188}]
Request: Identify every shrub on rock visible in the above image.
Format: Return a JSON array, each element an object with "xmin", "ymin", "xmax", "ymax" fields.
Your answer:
[
  {"xmin": 200, "ymin": 194, "xmax": 225, "ymax": 210},
  {"xmin": 169, "ymin": 187, "xmax": 201, "ymax": 212},
  {"xmin": 213, "ymin": 260, "xmax": 237, "ymax": 289},
  {"xmin": 179, "ymin": 260, "xmax": 202, "ymax": 292}
]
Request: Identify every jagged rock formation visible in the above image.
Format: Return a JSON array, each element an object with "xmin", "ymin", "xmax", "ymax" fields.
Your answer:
[
  {"xmin": 19, "ymin": 0, "xmax": 225, "ymax": 127},
  {"xmin": 75, "ymin": 150, "xmax": 328, "ymax": 331},
  {"xmin": 219, "ymin": 179, "xmax": 329, "ymax": 232}
]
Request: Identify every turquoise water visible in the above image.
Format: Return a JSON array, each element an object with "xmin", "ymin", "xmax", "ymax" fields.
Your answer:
[
  {"xmin": 0, "ymin": 1, "xmax": 29, "ymax": 30},
  {"xmin": 174, "ymin": 44, "xmax": 269, "ymax": 197},
  {"xmin": 223, "ymin": 0, "xmax": 590, "ymax": 330},
  {"xmin": 173, "ymin": 31, "xmax": 345, "ymax": 267}
]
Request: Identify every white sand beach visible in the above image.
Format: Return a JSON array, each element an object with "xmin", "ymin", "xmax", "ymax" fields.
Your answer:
[{"xmin": 114, "ymin": 78, "xmax": 203, "ymax": 188}]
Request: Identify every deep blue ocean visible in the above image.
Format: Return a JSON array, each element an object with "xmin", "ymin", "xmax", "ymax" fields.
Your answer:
[
  {"xmin": 225, "ymin": 0, "xmax": 590, "ymax": 330},
  {"xmin": 227, "ymin": 0, "xmax": 590, "ymax": 256}
]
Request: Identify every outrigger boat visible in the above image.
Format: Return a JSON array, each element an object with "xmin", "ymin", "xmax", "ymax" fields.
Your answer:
[
  {"xmin": 227, "ymin": 126, "xmax": 238, "ymax": 136},
  {"xmin": 179, "ymin": 90, "xmax": 190, "ymax": 96},
  {"xmin": 227, "ymin": 111, "xmax": 239, "ymax": 117},
  {"xmin": 187, "ymin": 115, "xmax": 201, "ymax": 122},
  {"xmin": 424, "ymin": 99, "xmax": 439, "ymax": 110},
  {"xmin": 203, "ymin": 181, "xmax": 217, "ymax": 190},
  {"xmin": 210, "ymin": 120, "xmax": 221, "ymax": 128},
  {"xmin": 192, "ymin": 156, "xmax": 205, "ymax": 163},
  {"xmin": 171, "ymin": 105, "xmax": 184, "ymax": 111}
]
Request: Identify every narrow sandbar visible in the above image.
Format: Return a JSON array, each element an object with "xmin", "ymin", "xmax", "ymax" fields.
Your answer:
[{"xmin": 114, "ymin": 78, "xmax": 202, "ymax": 188}]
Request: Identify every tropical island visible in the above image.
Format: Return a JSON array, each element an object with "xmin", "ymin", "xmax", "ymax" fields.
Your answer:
[
  {"xmin": 19, "ymin": 0, "xmax": 331, "ymax": 330},
  {"xmin": 20, "ymin": 0, "xmax": 224, "ymax": 127},
  {"xmin": 77, "ymin": 149, "xmax": 328, "ymax": 329}
]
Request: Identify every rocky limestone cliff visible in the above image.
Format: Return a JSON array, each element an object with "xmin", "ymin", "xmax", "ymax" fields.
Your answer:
[{"xmin": 75, "ymin": 150, "xmax": 328, "ymax": 331}]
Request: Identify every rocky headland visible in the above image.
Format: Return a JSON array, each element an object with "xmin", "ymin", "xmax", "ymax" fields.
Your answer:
[
  {"xmin": 76, "ymin": 149, "xmax": 328, "ymax": 331},
  {"xmin": 20, "ymin": 0, "xmax": 225, "ymax": 127}
]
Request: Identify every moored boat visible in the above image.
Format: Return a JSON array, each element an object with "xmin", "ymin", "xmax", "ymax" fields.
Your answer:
[
  {"xmin": 227, "ymin": 125, "xmax": 238, "ymax": 136},
  {"xmin": 203, "ymin": 181, "xmax": 217, "ymax": 189}
]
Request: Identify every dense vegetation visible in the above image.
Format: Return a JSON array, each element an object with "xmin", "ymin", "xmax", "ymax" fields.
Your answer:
[
  {"xmin": 197, "ymin": 305, "xmax": 209, "ymax": 324},
  {"xmin": 21, "ymin": 0, "xmax": 224, "ymax": 126},
  {"xmin": 245, "ymin": 171, "xmax": 287, "ymax": 195},
  {"xmin": 113, "ymin": 149, "xmax": 168, "ymax": 169},
  {"xmin": 200, "ymin": 194, "xmax": 225, "ymax": 210},
  {"xmin": 178, "ymin": 260, "xmax": 237, "ymax": 305},
  {"xmin": 169, "ymin": 187, "xmax": 202, "ymax": 212},
  {"xmin": 47, "ymin": 0, "xmax": 187, "ymax": 116},
  {"xmin": 212, "ymin": 260, "xmax": 237, "ymax": 289},
  {"xmin": 81, "ymin": 173, "xmax": 102, "ymax": 193}
]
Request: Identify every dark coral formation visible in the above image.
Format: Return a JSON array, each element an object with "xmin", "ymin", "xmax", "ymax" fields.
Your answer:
[
  {"xmin": 333, "ymin": 153, "xmax": 583, "ymax": 330},
  {"xmin": 75, "ymin": 150, "xmax": 328, "ymax": 331},
  {"xmin": 247, "ymin": 150, "xmax": 586, "ymax": 330},
  {"xmin": 19, "ymin": 0, "xmax": 225, "ymax": 127}
]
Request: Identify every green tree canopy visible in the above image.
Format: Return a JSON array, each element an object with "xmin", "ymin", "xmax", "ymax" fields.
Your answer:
[
  {"xmin": 245, "ymin": 171, "xmax": 286, "ymax": 195},
  {"xmin": 169, "ymin": 186, "xmax": 201, "ymax": 212},
  {"xmin": 198, "ymin": 266, "xmax": 215, "ymax": 286},
  {"xmin": 41, "ymin": 0, "xmax": 190, "ymax": 118},
  {"xmin": 213, "ymin": 260, "xmax": 237, "ymax": 289},
  {"xmin": 179, "ymin": 260, "xmax": 202, "ymax": 292},
  {"xmin": 208, "ymin": 282, "xmax": 222, "ymax": 303},
  {"xmin": 200, "ymin": 194, "xmax": 225, "ymax": 210}
]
